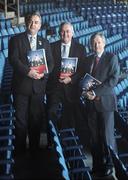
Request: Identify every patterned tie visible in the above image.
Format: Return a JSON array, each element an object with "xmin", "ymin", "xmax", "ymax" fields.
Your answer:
[
  {"xmin": 92, "ymin": 56, "xmax": 100, "ymax": 75},
  {"xmin": 30, "ymin": 36, "xmax": 36, "ymax": 50}
]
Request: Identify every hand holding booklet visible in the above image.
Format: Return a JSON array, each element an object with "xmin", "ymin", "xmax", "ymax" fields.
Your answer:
[
  {"xmin": 27, "ymin": 49, "xmax": 48, "ymax": 74},
  {"xmin": 80, "ymin": 73, "xmax": 101, "ymax": 101},
  {"xmin": 60, "ymin": 57, "xmax": 78, "ymax": 78},
  {"xmin": 80, "ymin": 73, "xmax": 101, "ymax": 91}
]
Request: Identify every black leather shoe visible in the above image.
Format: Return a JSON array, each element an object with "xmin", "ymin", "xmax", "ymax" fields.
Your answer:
[
  {"xmin": 102, "ymin": 167, "xmax": 113, "ymax": 177},
  {"xmin": 91, "ymin": 168, "xmax": 113, "ymax": 178}
]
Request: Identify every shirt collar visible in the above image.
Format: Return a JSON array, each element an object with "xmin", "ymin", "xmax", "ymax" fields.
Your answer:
[
  {"xmin": 28, "ymin": 34, "xmax": 37, "ymax": 40},
  {"xmin": 61, "ymin": 41, "xmax": 71, "ymax": 47},
  {"xmin": 95, "ymin": 51, "xmax": 104, "ymax": 58}
]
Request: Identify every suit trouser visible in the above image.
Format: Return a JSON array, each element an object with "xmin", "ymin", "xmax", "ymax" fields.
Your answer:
[
  {"xmin": 13, "ymin": 93, "xmax": 45, "ymax": 153},
  {"xmin": 87, "ymin": 109, "xmax": 116, "ymax": 171},
  {"xmin": 58, "ymin": 100, "xmax": 79, "ymax": 129}
]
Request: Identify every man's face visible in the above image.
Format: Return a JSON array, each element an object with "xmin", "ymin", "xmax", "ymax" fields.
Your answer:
[
  {"xmin": 92, "ymin": 35, "xmax": 105, "ymax": 54},
  {"xmin": 60, "ymin": 24, "xmax": 73, "ymax": 44},
  {"xmin": 27, "ymin": 15, "xmax": 41, "ymax": 35}
]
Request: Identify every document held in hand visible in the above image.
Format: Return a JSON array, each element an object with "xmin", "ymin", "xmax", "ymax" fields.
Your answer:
[
  {"xmin": 60, "ymin": 57, "xmax": 78, "ymax": 78},
  {"xmin": 80, "ymin": 73, "xmax": 101, "ymax": 91},
  {"xmin": 27, "ymin": 48, "xmax": 48, "ymax": 74}
]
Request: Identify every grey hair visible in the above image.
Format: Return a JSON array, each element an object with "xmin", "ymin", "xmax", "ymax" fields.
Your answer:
[
  {"xmin": 25, "ymin": 11, "xmax": 42, "ymax": 26},
  {"xmin": 59, "ymin": 22, "xmax": 74, "ymax": 35},
  {"xmin": 90, "ymin": 32, "xmax": 106, "ymax": 46}
]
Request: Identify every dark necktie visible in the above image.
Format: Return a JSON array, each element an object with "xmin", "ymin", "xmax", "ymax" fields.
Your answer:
[{"xmin": 92, "ymin": 56, "xmax": 100, "ymax": 75}]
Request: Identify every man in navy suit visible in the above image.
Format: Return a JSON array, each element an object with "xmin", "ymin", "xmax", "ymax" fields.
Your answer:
[
  {"xmin": 8, "ymin": 11, "xmax": 54, "ymax": 155},
  {"xmin": 83, "ymin": 32, "xmax": 120, "ymax": 177},
  {"xmin": 47, "ymin": 22, "xmax": 86, "ymax": 129}
]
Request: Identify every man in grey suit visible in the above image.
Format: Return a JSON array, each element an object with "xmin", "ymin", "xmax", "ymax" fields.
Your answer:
[
  {"xmin": 8, "ymin": 11, "xmax": 54, "ymax": 155},
  {"xmin": 83, "ymin": 32, "xmax": 120, "ymax": 177}
]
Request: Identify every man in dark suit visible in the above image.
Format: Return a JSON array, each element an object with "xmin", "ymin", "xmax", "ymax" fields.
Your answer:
[
  {"xmin": 8, "ymin": 11, "xmax": 54, "ymax": 155},
  {"xmin": 82, "ymin": 32, "xmax": 120, "ymax": 177},
  {"xmin": 47, "ymin": 22, "xmax": 86, "ymax": 129}
]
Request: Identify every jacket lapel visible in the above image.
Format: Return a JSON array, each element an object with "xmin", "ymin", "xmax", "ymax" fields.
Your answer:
[
  {"xmin": 90, "ymin": 55, "xmax": 95, "ymax": 74},
  {"xmin": 22, "ymin": 32, "xmax": 31, "ymax": 51},
  {"xmin": 69, "ymin": 40, "xmax": 74, "ymax": 57},
  {"xmin": 58, "ymin": 41, "xmax": 62, "ymax": 59}
]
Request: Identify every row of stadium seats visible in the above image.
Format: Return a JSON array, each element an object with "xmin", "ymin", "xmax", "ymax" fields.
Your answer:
[
  {"xmin": 49, "ymin": 120, "xmax": 92, "ymax": 180},
  {"xmin": 0, "ymin": 18, "xmax": 12, "ymax": 30},
  {"xmin": 0, "ymin": 104, "xmax": 15, "ymax": 179},
  {"xmin": 82, "ymin": 4, "xmax": 127, "ymax": 17},
  {"xmin": 20, "ymin": 2, "xmax": 55, "ymax": 15}
]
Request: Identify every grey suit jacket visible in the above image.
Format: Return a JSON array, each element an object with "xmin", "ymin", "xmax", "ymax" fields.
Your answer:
[
  {"xmin": 8, "ymin": 32, "xmax": 54, "ymax": 95},
  {"xmin": 85, "ymin": 51, "xmax": 120, "ymax": 112}
]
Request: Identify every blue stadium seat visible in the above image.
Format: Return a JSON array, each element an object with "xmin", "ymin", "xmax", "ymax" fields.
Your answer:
[
  {"xmin": 1, "ymin": 29, "xmax": 8, "ymax": 36},
  {"xmin": 7, "ymin": 28, "xmax": 15, "ymax": 36},
  {"xmin": 2, "ymin": 37, "xmax": 9, "ymax": 50},
  {"xmin": 120, "ymin": 80, "xmax": 127, "ymax": 91},
  {"xmin": 0, "ymin": 52, "xmax": 6, "ymax": 84},
  {"xmin": 18, "ymin": 25, "xmax": 26, "ymax": 32},
  {"xmin": 101, "ymin": 14, "xmax": 106, "ymax": 25},
  {"xmin": 0, "ymin": 20, "xmax": 6, "ymax": 29},
  {"xmin": 122, "ymin": 13, "xmax": 127, "ymax": 22},
  {"xmin": 3, "ymin": 49, "xmax": 8, "ymax": 59},
  {"xmin": 117, "ymin": 83, "xmax": 124, "ymax": 94},
  {"xmin": 117, "ymin": 23, "xmax": 122, "ymax": 34},
  {"xmin": 95, "ymin": 15, "xmax": 100, "ymax": 25},
  {"xmin": 110, "ymin": 24, "xmax": 117, "ymax": 35},
  {"xmin": 13, "ymin": 26, "xmax": 20, "ymax": 34},
  {"xmin": 108, "ymin": 5, "xmax": 112, "ymax": 13},
  {"xmin": 97, "ymin": 6, "xmax": 102, "ymax": 15},
  {"xmin": 106, "ymin": 14, "xmax": 111, "ymax": 24},
  {"xmin": 0, "ymin": 37, "xmax": 2, "ymax": 50},
  {"xmin": 117, "ymin": 13, "xmax": 122, "ymax": 22},
  {"xmin": 102, "ymin": 6, "xmax": 107, "ymax": 14},
  {"xmin": 5, "ymin": 19, "xmax": 11, "ymax": 29}
]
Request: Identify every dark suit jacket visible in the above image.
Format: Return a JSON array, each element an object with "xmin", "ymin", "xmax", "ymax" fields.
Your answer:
[
  {"xmin": 8, "ymin": 32, "xmax": 54, "ymax": 96},
  {"xmin": 84, "ymin": 51, "xmax": 120, "ymax": 112},
  {"xmin": 48, "ymin": 39, "xmax": 86, "ymax": 104}
]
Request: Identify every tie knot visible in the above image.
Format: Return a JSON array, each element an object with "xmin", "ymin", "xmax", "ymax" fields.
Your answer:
[
  {"xmin": 30, "ymin": 36, "xmax": 35, "ymax": 41},
  {"xmin": 62, "ymin": 44, "xmax": 68, "ymax": 57},
  {"xmin": 63, "ymin": 44, "xmax": 66, "ymax": 49}
]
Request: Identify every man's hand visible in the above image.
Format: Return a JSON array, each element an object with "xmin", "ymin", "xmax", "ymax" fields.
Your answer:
[
  {"xmin": 59, "ymin": 77, "xmax": 71, "ymax": 84},
  {"xmin": 28, "ymin": 69, "xmax": 44, "ymax": 79},
  {"xmin": 86, "ymin": 90, "xmax": 96, "ymax": 100}
]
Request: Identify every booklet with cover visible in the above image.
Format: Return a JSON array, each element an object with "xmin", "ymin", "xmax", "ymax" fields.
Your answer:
[
  {"xmin": 80, "ymin": 73, "xmax": 101, "ymax": 91},
  {"xmin": 60, "ymin": 57, "xmax": 78, "ymax": 78},
  {"xmin": 27, "ymin": 48, "xmax": 48, "ymax": 74}
]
